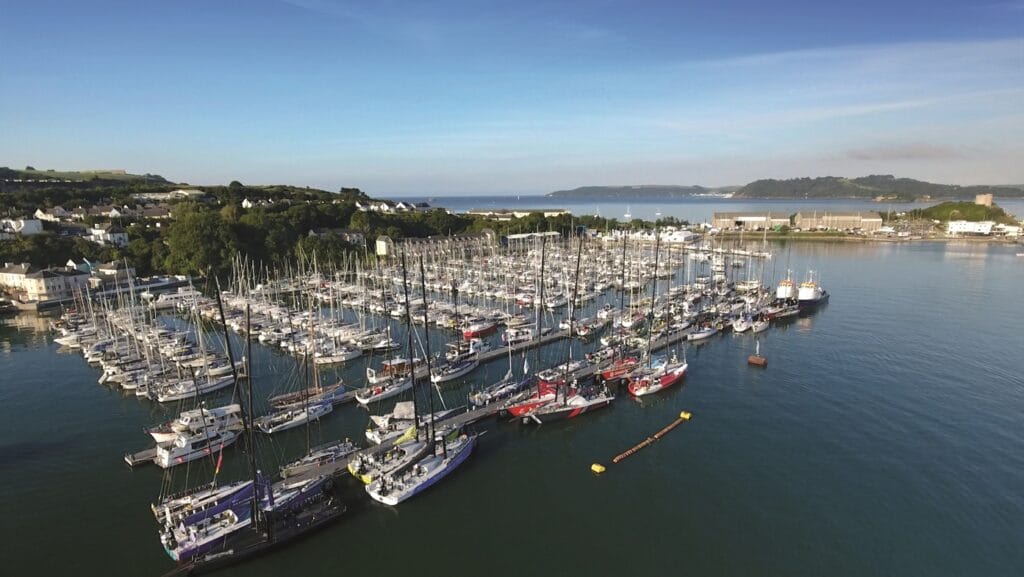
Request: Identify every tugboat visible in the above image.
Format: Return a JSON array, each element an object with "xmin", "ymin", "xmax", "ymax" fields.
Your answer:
[{"xmin": 797, "ymin": 271, "xmax": 829, "ymax": 309}]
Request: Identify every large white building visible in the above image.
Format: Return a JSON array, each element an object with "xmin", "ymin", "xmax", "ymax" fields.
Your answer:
[
  {"xmin": 22, "ymin": 268, "xmax": 91, "ymax": 302},
  {"xmin": 947, "ymin": 220, "xmax": 994, "ymax": 236},
  {"xmin": 712, "ymin": 212, "xmax": 791, "ymax": 231}
]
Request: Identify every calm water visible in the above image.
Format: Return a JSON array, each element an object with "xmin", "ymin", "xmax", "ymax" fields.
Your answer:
[
  {"xmin": 2, "ymin": 241, "xmax": 1023, "ymax": 576},
  {"xmin": 398, "ymin": 194, "xmax": 1024, "ymax": 224}
]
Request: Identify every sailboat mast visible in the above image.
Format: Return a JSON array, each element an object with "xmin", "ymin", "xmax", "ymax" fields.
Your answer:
[
  {"xmin": 417, "ymin": 255, "xmax": 437, "ymax": 449},
  {"xmin": 619, "ymin": 228, "xmax": 627, "ymax": 313},
  {"xmin": 399, "ymin": 249, "xmax": 420, "ymax": 434},
  {"xmin": 535, "ymin": 235, "xmax": 546, "ymax": 396},
  {"xmin": 646, "ymin": 225, "xmax": 661, "ymax": 368},
  {"xmin": 244, "ymin": 304, "xmax": 260, "ymax": 534},
  {"xmin": 563, "ymin": 232, "xmax": 584, "ymax": 404}
]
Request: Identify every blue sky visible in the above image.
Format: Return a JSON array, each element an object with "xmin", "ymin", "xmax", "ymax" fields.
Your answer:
[{"xmin": 1, "ymin": 0, "xmax": 1022, "ymax": 194}]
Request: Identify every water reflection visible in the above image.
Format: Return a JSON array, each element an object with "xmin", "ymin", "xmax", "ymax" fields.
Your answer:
[{"xmin": 0, "ymin": 313, "xmax": 53, "ymax": 352}]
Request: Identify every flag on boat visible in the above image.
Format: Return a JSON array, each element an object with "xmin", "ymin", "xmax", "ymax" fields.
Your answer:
[{"xmin": 214, "ymin": 443, "xmax": 224, "ymax": 475}]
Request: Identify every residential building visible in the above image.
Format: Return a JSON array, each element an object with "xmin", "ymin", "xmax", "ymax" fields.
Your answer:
[
  {"xmin": 88, "ymin": 223, "xmax": 129, "ymax": 247},
  {"xmin": 394, "ymin": 201, "xmax": 433, "ymax": 212},
  {"xmin": 711, "ymin": 212, "xmax": 791, "ymax": 231},
  {"xmin": 0, "ymin": 263, "xmax": 33, "ymax": 292},
  {"xmin": 22, "ymin": 268, "xmax": 91, "ymax": 302},
  {"xmin": 92, "ymin": 261, "xmax": 136, "ymax": 286},
  {"xmin": 794, "ymin": 212, "xmax": 883, "ymax": 232},
  {"xmin": 34, "ymin": 206, "xmax": 72, "ymax": 222},
  {"xmin": 355, "ymin": 200, "xmax": 396, "ymax": 213},
  {"xmin": 975, "ymin": 194, "xmax": 993, "ymax": 207},
  {"xmin": 140, "ymin": 205, "xmax": 172, "ymax": 219}
]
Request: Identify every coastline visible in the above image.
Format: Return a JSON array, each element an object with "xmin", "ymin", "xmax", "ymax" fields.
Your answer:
[{"xmin": 717, "ymin": 232, "xmax": 1022, "ymax": 244}]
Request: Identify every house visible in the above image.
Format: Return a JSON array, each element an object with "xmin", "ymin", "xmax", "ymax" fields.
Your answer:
[
  {"xmin": 34, "ymin": 206, "xmax": 72, "ymax": 222},
  {"xmin": 355, "ymin": 200, "xmax": 397, "ymax": 213},
  {"xmin": 1, "ymin": 218, "xmax": 43, "ymax": 238},
  {"xmin": 975, "ymin": 194, "xmax": 993, "ymax": 207},
  {"xmin": 794, "ymin": 212, "xmax": 883, "ymax": 232},
  {"xmin": 66, "ymin": 259, "xmax": 94, "ymax": 274},
  {"xmin": 0, "ymin": 262, "xmax": 33, "ymax": 292},
  {"xmin": 22, "ymin": 267, "xmax": 91, "ymax": 302},
  {"xmin": 87, "ymin": 204, "xmax": 138, "ymax": 219},
  {"xmin": 712, "ymin": 212, "xmax": 791, "ymax": 231},
  {"xmin": 92, "ymin": 261, "xmax": 136, "ymax": 285},
  {"xmin": 242, "ymin": 198, "xmax": 255, "ymax": 209},
  {"xmin": 140, "ymin": 205, "xmax": 172, "ymax": 219},
  {"xmin": 88, "ymin": 223, "xmax": 129, "ymax": 247}
]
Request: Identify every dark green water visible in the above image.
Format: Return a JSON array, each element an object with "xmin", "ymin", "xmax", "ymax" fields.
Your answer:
[{"xmin": 2, "ymin": 241, "xmax": 1023, "ymax": 576}]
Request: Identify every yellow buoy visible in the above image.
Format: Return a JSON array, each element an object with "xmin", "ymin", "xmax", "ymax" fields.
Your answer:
[
  {"xmin": 680, "ymin": 411, "xmax": 692, "ymax": 420},
  {"xmin": 591, "ymin": 463, "xmax": 606, "ymax": 474}
]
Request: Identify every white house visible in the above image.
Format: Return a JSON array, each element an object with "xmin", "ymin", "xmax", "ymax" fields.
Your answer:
[
  {"xmin": 34, "ymin": 206, "xmax": 72, "ymax": 222},
  {"xmin": 947, "ymin": 220, "xmax": 994, "ymax": 236},
  {"xmin": 355, "ymin": 200, "xmax": 398, "ymax": 213},
  {"xmin": 92, "ymin": 261, "xmax": 136, "ymax": 285},
  {"xmin": 22, "ymin": 268, "xmax": 91, "ymax": 302},
  {"xmin": 0, "ymin": 263, "xmax": 33, "ymax": 292},
  {"xmin": 88, "ymin": 223, "xmax": 129, "ymax": 247}
]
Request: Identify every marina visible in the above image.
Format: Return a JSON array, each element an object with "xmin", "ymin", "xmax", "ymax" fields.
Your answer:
[{"xmin": 2, "ymin": 239, "xmax": 1023, "ymax": 577}]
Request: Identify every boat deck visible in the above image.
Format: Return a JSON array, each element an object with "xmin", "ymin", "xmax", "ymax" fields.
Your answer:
[
  {"xmin": 124, "ymin": 447, "xmax": 157, "ymax": 467},
  {"xmin": 283, "ymin": 397, "xmax": 508, "ymax": 484},
  {"xmin": 473, "ymin": 328, "xmax": 569, "ymax": 364}
]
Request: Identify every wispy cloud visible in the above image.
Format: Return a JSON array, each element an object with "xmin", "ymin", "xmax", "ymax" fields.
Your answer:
[{"xmin": 846, "ymin": 143, "xmax": 963, "ymax": 161}]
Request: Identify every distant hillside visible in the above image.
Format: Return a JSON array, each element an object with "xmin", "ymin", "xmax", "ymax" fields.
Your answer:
[
  {"xmin": 734, "ymin": 175, "xmax": 1024, "ymax": 201},
  {"xmin": 547, "ymin": 185, "xmax": 739, "ymax": 199},
  {"xmin": 0, "ymin": 166, "xmax": 170, "ymax": 184}
]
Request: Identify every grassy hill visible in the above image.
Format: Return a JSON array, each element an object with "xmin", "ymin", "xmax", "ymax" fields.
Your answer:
[
  {"xmin": 909, "ymin": 201, "xmax": 1018, "ymax": 225},
  {"xmin": 0, "ymin": 166, "xmax": 170, "ymax": 183}
]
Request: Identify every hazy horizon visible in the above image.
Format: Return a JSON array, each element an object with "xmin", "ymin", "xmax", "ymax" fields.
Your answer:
[{"xmin": 2, "ymin": 1, "xmax": 1022, "ymax": 195}]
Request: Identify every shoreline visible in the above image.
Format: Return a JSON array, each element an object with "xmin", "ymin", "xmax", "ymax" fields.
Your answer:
[{"xmin": 716, "ymin": 232, "xmax": 1021, "ymax": 245}]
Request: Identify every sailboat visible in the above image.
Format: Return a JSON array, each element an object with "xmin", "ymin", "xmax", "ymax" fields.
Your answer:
[
  {"xmin": 256, "ymin": 317, "xmax": 335, "ymax": 434},
  {"xmin": 521, "ymin": 233, "xmax": 615, "ymax": 423},
  {"xmin": 626, "ymin": 225, "xmax": 688, "ymax": 397},
  {"xmin": 157, "ymin": 298, "xmax": 345, "ymax": 575},
  {"xmin": 365, "ymin": 252, "xmax": 479, "ymax": 505}
]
